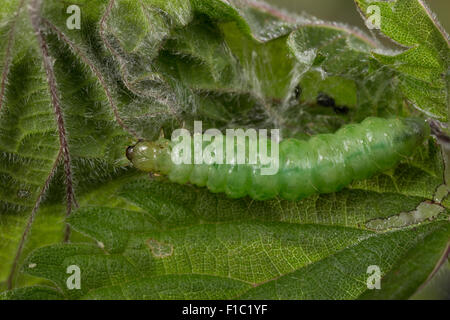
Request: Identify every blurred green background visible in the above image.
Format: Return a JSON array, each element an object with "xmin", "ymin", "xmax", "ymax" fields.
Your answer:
[
  {"xmin": 266, "ymin": 0, "xmax": 450, "ymax": 35},
  {"xmin": 265, "ymin": 0, "xmax": 450, "ymax": 300}
]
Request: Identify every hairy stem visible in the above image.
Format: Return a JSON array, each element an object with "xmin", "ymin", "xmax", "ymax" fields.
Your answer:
[
  {"xmin": 41, "ymin": 18, "xmax": 138, "ymax": 138},
  {"xmin": 0, "ymin": 0, "xmax": 26, "ymax": 113},
  {"xmin": 29, "ymin": 0, "xmax": 77, "ymax": 242},
  {"xmin": 6, "ymin": 150, "xmax": 62, "ymax": 289}
]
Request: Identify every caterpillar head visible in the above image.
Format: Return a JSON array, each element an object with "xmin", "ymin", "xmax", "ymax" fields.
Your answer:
[{"xmin": 126, "ymin": 139, "xmax": 172, "ymax": 174}]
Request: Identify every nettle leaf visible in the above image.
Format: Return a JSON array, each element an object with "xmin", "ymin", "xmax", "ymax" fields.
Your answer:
[
  {"xmin": 355, "ymin": 0, "xmax": 450, "ymax": 120},
  {"xmin": 0, "ymin": 0, "xmax": 449, "ymax": 299},
  {"xmin": 0, "ymin": 0, "xmax": 133, "ymax": 289},
  {"xmin": 3, "ymin": 141, "xmax": 449, "ymax": 299},
  {"xmin": 0, "ymin": 0, "xmax": 63, "ymax": 289},
  {"xmin": 4, "ymin": 163, "xmax": 449, "ymax": 300}
]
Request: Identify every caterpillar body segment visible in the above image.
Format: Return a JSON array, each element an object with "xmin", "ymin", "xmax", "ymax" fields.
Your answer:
[{"xmin": 126, "ymin": 117, "xmax": 429, "ymax": 201}]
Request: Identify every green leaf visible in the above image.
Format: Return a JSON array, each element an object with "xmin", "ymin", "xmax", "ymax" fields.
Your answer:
[
  {"xmin": 0, "ymin": 0, "xmax": 448, "ymax": 299},
  {"xmin": 0, "ymin": 285, "xmax": 64, "ymax": 300},
  {"xmin": 0, "ymin": 0, "xmax": 62, "ymax": 289},
  {"xmin": 241, "ymin": 222, "xmax": 450, "ymax": 299},
  {"xmin": 8, "ymin": 136, "xmax": 448, "ymax": 299},
  {"xmin": 355, "ymin": 0, "xmax": 450, "ymax": 120},
  {"xmin": 8, "ymin": 165, "xmax": 449, "ymax": 299},
  {"xmin": 0, "ymin": 0, "xmax": 132, "ymax": 288},
  {"xmin": 359, "ymin": 222, "xmax": 450, "ymax": 299},
  {"xmin": 411, "ymin": 257, "xmax": 450, "ymax": 299}
]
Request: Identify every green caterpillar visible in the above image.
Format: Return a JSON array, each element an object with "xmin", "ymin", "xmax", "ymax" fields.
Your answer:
[{"xmin": 126, "ymin": 117, "xmax": 429, "ymax": 201}]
